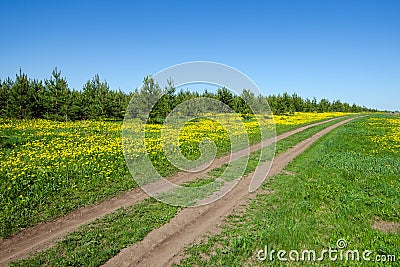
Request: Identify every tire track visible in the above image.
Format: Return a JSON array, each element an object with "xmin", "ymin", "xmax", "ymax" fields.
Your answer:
[
  {"xmin": 103, "ymin": 117, "xmax": 357, "ymax": 267},
  {"xmin": 0, "ymin": 116, "xmax": 344, "ymax": 265}
]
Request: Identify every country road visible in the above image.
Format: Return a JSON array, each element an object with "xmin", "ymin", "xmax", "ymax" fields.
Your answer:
[{"xmin": 0, "ymin": 116, "xmax": 351, "ymax": 265}]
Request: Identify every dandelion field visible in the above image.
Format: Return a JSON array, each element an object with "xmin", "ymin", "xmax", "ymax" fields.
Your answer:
[
  {"xmin": 1, "ymin": 112, "xmax": 348, "ymax": 237},
  {"xmin": 4, "ymin": 113, "xmax": 399, "ymax": 267}
]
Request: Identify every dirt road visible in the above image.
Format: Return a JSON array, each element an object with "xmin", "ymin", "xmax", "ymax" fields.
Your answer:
[
  {"xmin": 103, "ymin": 117, "xmax": 357, "ymax": 267},
  {"xmin": 0, "ymin": 116, "xmax": 346, "ymax": 265}
]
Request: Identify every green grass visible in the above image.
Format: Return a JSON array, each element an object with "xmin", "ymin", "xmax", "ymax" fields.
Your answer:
[
  {"xmin": 8, "ymin": 116, "xmax": 349, "ymax": 266},
  {"xmin": 177, "ymin": 115, "xmax": 400, "ymax": 266}
]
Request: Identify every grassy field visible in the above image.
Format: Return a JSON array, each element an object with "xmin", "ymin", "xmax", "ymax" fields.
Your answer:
[
  {"xmin": 176, "ymin": 114, "xmax": 400, "ymax": 266},
  {"xmin": 0, "ymin": 112, "xmax": 348, "ymax": 238},
  {"xmin": 9, "ymin": 115, "xmax": 353, "ymax": 266}
]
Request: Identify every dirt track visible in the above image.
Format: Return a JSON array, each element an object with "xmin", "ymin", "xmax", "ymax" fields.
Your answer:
[
  {"xmin": 0, "ymin": 117, "xmax": 346, "ymax": 265},
  {"xmin": 103, "ymin": 117, "xmax": 357, "ymax": 267}
]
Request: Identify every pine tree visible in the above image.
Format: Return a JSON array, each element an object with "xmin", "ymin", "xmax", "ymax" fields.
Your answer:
[
  {"xmin": 44, "ymin": 67, "xmax": 70, "ymax": 120},
  {"xmin": 9, "ymin": 69, "xmax": 35, "ymax": 118}
]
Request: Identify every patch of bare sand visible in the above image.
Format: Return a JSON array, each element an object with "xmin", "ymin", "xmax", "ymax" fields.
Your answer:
[{"xmin": 372, "ymin": 217, "xmax": 400, "ymax": 234}]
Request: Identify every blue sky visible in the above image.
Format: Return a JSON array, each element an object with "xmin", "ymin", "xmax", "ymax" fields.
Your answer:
[{"xmin": 0, "ymin": 0, "xmax": 399, "ymax": 111}]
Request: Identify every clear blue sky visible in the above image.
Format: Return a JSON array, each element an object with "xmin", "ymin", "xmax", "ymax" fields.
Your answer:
[{"xmin": 0, "ymin": 0, "xmax": 399, "ymax": 111}]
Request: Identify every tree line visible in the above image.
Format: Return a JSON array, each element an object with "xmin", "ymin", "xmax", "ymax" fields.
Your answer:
[
  {"xmin": 0, "ymin": 68, "xmax": 377, "ymax": 121},
  {"xmin": 0, "ymin": 68, "xmax": 131, "ymax": 120}
]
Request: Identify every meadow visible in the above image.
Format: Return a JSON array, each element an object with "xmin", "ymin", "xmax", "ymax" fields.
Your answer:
[
  {"xmin": 8, "ymin": 113, "xmax": 355, "ymax": 266},
  {"xmin": 1, "ymin": 112, "xmax": 348, "ymax": 237}
]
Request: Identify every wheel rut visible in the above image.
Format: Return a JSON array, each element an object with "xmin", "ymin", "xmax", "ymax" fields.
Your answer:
[{"xmin": 103, "ymin": 117, "xmax": 357, "ymax": 267}]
